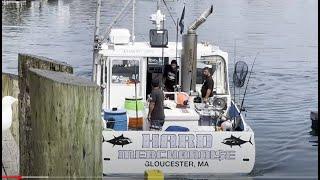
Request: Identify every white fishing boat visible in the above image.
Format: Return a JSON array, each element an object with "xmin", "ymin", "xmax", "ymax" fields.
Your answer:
[{"xmin": 92, "ymin": 0, "xmax": 255, "ymax": 176}]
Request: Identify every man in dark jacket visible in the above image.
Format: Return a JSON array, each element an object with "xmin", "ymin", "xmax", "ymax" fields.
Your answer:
[
  {"xmin": 147, "ymin": 79, "xmax": 165, "ymax": 130},
  {"xmin": 163, "ymin": 60, "xmax": 179, "ymax": 92},
  {"xmin": 201, "ymin": 67, "xmax": 214, "ymax": 103}
]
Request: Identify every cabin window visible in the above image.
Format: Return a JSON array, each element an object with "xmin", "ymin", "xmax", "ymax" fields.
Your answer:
[
  {"xmin": 112, "ymin": 60, "xmax": 140, "ymax": 84},
  {"xmin": 196, "ymin": 65, "xmax": 216, "ymax": 84},
  {"xmin": 196, "ymin": 55, "xmax": 228, "ymax": 95}
]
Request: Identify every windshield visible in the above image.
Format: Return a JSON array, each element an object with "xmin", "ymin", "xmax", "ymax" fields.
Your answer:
[{"xmin": 112, "ymin": 60, "xmax": 140, "ymax": 84}]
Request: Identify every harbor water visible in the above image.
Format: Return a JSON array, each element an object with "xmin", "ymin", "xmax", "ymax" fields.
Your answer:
[{"xmin": 2, "ymin": 0, "xmax": 318, "ymax": 179}]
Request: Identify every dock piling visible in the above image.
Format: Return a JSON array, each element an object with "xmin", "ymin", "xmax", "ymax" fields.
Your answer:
[
  {"xmin": 18, "ymin": 53, "xmax": 72, "ymax": 176},
  {"xmin": 3, "ymin": 53, "xmax": 103, "ymax": 177},
  {"xmin": 26, "ymin": 68, "xmax": 102, "ymax": 177}
]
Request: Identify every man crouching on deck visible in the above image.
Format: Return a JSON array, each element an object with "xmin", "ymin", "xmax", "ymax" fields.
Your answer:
[{"xmin": 147, "ymin": 79, "xmax": 165, "ymax": 130}]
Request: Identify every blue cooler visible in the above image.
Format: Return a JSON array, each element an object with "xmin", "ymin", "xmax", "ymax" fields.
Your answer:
[
  {"xmin": 104, "ymin": 108, "xmax": 128, "ymax": 131},
  {"xmin": 165, "ymin": 126, "xmax": 189, "ymax": 132}
]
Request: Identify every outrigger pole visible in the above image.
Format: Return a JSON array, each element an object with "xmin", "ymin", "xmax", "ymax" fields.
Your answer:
[
  {"xmin": 132, "ymin": 0, "xmax": 135, "ymax": 44},
  {"xmin": 233, "ymin": 39, "xmax": 236, "ymax": 120},
  {"xmin": 101, "ymin": 0, "xmax": 133, "ymax": 42},
  {"xmin": 92, "ymin": 0, "xmax": 102, "ymax": 83},
  {"xmin": 92, "ymin": 0, "xmax": 134, "ymax": 83}
]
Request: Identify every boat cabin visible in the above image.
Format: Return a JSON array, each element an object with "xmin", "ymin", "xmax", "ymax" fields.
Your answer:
[{"xmin": 98, "ymin": 29, "xmax": 230, "ymax": 111}]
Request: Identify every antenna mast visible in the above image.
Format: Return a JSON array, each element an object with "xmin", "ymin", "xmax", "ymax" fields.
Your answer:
[
  {"xmin": 92, "ymin": 0, "xmax": 102, "ymax": 83},
  {"xmin": 132, "ymin": 0, "xmax": 135, "ymax": 43}
]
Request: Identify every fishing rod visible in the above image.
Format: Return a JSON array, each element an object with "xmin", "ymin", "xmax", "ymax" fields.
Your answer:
[
  {"xmin": 232, "ymin": 39, "xmax": 236, "ymax": 119},
  {"xmin": 162, "ymin": 0, "xmax": 177, "ymax": 27},
  {"xmin": 239, "ymin": 52, "xmax": 259, "ymax": 112}
]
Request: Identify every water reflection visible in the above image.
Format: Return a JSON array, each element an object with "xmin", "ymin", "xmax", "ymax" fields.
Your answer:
[
  {"xmin": 47, "ymin": 0, "xmax": 59, "ymax": 6},
  {"xmin": 2, "ymin": 1, "xmax": 29, "ymax": 25}
]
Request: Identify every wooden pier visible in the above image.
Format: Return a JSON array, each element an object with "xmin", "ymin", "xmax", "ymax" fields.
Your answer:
[
  {"xmin": 2, "ymin": 130, "xmax": 19, "ymax": 179},
  {"xmin": 2, "ymin": 54, "xmax": 102, "ymax": 178},
  {"xmin": 2, "ymin": 73, "xmax": 20, "ymax": 179}
]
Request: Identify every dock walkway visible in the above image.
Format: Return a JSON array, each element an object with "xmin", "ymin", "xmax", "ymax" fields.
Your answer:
[{"xmin": 2, "ymin": 130, "xmax": 19, "ymax": 179}]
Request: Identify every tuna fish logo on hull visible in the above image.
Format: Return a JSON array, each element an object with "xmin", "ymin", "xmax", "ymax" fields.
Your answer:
[
  {"xmin": 222, "ymin": 135, "xmax": 253, "ymax": 147},
  {"xmin": 104, "ymin": 134, "xmax": 132, "ymax": 147}
]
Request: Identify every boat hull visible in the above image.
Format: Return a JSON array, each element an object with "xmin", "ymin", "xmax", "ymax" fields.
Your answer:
[{"xmin": 102, "ymin": 130, "xmax": 255, "ymax": 175}]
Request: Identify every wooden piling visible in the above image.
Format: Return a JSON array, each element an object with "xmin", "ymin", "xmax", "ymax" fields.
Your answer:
[
  {"xmin": 2, "ymin": 73, "xmax": 19, "ymax": 144},
  {"xmin": 18, "ymin": 53, "xmax": 73, "ymax": 176},
  {"xmin": 27, "ymin": 68, "xmax": 102, "ymax": 177}
]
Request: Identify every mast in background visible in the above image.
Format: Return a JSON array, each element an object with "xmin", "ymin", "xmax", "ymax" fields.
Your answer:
[
  {"xmin": 132, "ymin": 0, "xmax": 135, "ymax": 44},
  {"xmin": 92, "ymin": 0, "xmax": 102, "ymax": 84}
]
